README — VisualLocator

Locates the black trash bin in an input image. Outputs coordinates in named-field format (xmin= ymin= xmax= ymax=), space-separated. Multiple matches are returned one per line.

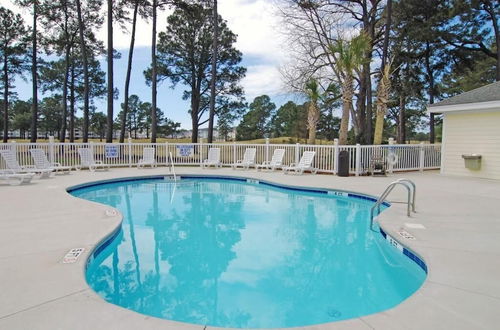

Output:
xmin=338 ymin=150 xmax=349 ymax=177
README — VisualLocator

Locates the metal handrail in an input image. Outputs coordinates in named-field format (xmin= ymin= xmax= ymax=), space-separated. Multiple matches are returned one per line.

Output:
xmin=169 ymin=152 xmax=177 ymax=182
xmin=396 ymin=178 xmax=416 ymax=212
xmin=370 ymin=178 xmax=416 ymax=231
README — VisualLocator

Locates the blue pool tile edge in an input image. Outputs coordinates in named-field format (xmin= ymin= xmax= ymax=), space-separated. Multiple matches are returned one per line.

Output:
xmin=380 ymin=228 xmax=428 ymax=273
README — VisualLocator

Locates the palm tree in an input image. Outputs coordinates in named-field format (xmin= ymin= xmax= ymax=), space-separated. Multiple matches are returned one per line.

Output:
xmin=373 ymin=62 xmax=392 ymax=145
xmin=373 ymin=0 xmax=393 ymax=145
xmin=329 ymin=33 xmax=370 ymax=145
xmin=305 ymin=78 xmax=320 ymax=144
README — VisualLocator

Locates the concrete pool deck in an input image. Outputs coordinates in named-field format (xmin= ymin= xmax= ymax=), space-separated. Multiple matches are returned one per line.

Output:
xmin=0 ymin=167 xmax=499 ymax=330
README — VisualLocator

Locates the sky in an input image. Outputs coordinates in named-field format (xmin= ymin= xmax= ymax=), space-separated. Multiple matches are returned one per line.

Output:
xmin=7 ymin=0 xmax=300 ymax=130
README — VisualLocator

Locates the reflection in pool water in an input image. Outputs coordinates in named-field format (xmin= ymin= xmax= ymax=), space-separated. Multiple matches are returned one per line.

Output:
xmin=72 ymin=178 xmax=426 ymax=328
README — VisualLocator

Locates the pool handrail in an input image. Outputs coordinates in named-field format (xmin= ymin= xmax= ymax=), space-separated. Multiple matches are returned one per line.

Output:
xmin=370 ymin=178 xmax=416 ymax=231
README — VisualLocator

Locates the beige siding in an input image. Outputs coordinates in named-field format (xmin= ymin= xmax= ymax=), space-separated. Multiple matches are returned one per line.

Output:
xmin=442 ymin=111 xmax=500 ymax=179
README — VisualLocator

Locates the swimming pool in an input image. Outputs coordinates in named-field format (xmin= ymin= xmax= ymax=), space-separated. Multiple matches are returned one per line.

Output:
xmin=70 ymin=176 xmax=426 ymax=329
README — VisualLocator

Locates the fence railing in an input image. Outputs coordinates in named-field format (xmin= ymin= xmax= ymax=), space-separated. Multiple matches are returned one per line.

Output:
xmin=0 ymin=138 xmax=441 ymax=175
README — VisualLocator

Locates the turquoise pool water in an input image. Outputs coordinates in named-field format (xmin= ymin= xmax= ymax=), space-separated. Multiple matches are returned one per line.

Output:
xmin=72 ymin=177 xmax=426 ymax=329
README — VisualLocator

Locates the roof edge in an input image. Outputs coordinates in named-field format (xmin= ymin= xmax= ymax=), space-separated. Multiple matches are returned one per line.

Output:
xmin=428 ymin=100 xmax=500 ymax=114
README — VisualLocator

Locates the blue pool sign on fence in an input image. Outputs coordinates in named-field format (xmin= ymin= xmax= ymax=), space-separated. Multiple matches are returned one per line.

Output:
xmin=177 ymin=145 xmax=194 ymax=157
xmin=105 ymin=145 xmax=119 ymax=158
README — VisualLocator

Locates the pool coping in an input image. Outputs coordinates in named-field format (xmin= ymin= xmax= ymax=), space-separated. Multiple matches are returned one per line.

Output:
xmin=1 ymin=167 xmax=499 ymax=330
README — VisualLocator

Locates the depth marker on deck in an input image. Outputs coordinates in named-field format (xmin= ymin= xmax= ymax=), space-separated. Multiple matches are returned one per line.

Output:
xmin=398 ymin=229 xmax=416 ymax=240
xmin=62 ymin=248 xmax=85 ymax=264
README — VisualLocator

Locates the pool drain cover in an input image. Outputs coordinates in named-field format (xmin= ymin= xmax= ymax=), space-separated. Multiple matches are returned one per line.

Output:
xmin=327 ymin=307 xmax=341 ymax=318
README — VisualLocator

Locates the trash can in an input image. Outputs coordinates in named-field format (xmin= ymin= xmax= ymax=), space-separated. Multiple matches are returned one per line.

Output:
xmin=338 ymin=150 xmax=349 ymax=177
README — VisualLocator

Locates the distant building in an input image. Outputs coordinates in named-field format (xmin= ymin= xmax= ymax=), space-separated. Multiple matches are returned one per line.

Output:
xmin=179 ymin=127 xmax=236 ymax=141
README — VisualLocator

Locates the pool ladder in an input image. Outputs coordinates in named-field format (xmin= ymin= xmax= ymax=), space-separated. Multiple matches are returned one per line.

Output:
xmin=370 ymin=178 xmax=416 ymax=231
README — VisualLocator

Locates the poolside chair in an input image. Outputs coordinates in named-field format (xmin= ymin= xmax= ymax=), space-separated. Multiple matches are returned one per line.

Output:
xmin=0 ymin=169 xmax=35 ymax=185
xmin=232 ymin=148 xmax=256 ymax=170
xmin=30 ymin=148 xmax=72 ymax=174
xmin=0 ymin=149 xmax=53 ymax=178
xmin=77 ymin=148 xmax=110 ymax=172
xmin=256 ymin=149 xmax=285 ymax=171
xmin=138 ymin=147 xmax=157 ymax=168
xmin=283 ymin=151 xmax=317 ymax=175
xmin=202 ymin=148 xmax=221 ymax=169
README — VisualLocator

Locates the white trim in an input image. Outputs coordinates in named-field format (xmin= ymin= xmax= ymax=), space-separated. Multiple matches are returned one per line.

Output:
xmin=440 ymin=113 xmax=447 ymax=174
xmin=428 ymin=100 xmax=500 ymax=114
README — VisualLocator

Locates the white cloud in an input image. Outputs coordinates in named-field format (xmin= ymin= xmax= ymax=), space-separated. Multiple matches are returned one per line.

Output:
xmin=219 ymin=0 xmax=289 ymax=99
xmin=219 ymin=0 xmax=286 ymax=63
xmin=242 ymin=64 xmax=283 ymax=99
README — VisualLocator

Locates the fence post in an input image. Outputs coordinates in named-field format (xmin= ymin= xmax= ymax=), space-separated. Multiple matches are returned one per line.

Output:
xmin=388 ymin=138 xmax=395 ymax=174
xmin=265 ymin=138 xmax=270 ymax=163
xmin=233 ymin=142 xmax=237 ymax=165
xmin=48 ymin=136 xmax=55 ymax=165
xmin=199 ymin=142 xmax=203 ymax=167
xmin=333 ymin=138 xmax=339 ymax=175
xmin=295 ymin=143 xmax=300 ymax=164
xmin=128 ymin=137 xmax=132 ymax=167
xmin=165 ymin=141 xmax=169 ymax=166
xmin=419 ymin=142 xmax=425 ymax=172
xmin=355 ymin=143 xmax=361 ymax=176
xmin=10 ymin=140 xmax=17 ymax=162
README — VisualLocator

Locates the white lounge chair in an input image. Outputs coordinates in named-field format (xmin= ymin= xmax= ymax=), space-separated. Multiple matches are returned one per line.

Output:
xmin=77 ymin=148 xmax=110 ymax=171
xmin=256 ymin=149 xmax=285 ymax=171
xmin=202 ymin=148 xmax=221 ymax=169
xmin=0 ymin=149 xmax=53 ymax=178
xmin=138 ymin=147 xmax=157 ymax=168
xmin=0 ymin=170 xmax=35 ymax=185
xmin=283 ymin=151 xmax=317 ymax=175
xmin=232 ymin=148 xmax=256 ymax=170
xmin=30 ymin=148 xmax=72 ymax=174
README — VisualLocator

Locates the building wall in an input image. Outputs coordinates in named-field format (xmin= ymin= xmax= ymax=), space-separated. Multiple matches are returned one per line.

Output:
xmin=442 ymin=110 xmax=500 ymax=179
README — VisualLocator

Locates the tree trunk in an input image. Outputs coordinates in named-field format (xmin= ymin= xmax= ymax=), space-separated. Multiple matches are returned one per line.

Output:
xmin=191 ymin=88 xmax=199 ymax=143
xmin=30 ymin=0 xmax=38 ymax=142
xmin=60 ymin=45 xmax=70 ymax=142
xmin=207 ymin=0 xmax=218 ymax=143
xmin=381 ymin=0 xmax=392 ymax=71
xmin=2 ymin=56 xmax=8 ymax=143
xmin=364 ymin=61 xmax=373 ymax=144
xmin=397 ymin=94 xmax=406 ymax=144
xmin=424 ymin=42 xmax=435 ymax=143
xmin=374 ymin=1 xmax=392 ymax=145
xmin=76 ymin=0 xmax=90 ymax=142
xmin=307 ymin=102 xmax=319 ymax=144
xmin=339 ymin=76 xmax=353 ymax=145
xmin=191 ymin=116 xmax=198 ymax=143
xmin=120 ymin=0 xmax=139 ymax=143
xmin=151 ymin=0 xmax=158 ymax=143
xmin=106 ymin=0 xmax=114 ymax=143
xmin=480 ymin=0 xmax=500 ymax=80
xmin=69 ymin=64 xmax=75 ymax=142
xmin=373 ymin=66 xmax=391 ymax=145
xmin=357 ymin=70 xmax=367 ymax=143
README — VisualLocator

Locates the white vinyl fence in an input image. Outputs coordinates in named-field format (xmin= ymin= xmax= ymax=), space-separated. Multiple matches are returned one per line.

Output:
xmin=0 ymin=138 xmax=441 ymax=176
